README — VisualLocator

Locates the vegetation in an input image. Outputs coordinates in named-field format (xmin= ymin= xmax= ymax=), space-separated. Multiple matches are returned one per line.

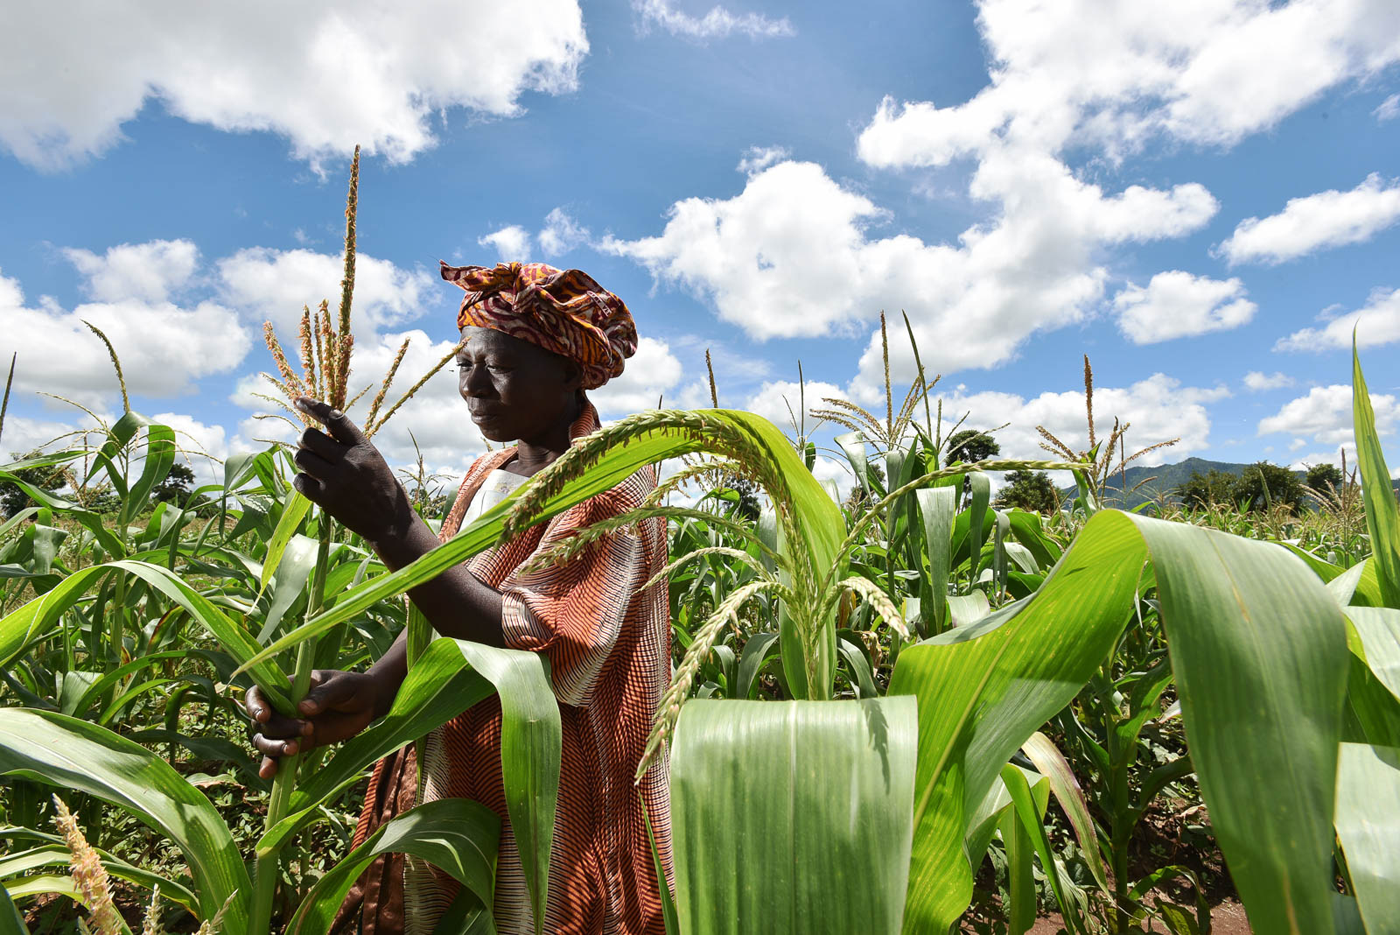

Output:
xmin=1 ymin=157 xmax=1398 ymax=935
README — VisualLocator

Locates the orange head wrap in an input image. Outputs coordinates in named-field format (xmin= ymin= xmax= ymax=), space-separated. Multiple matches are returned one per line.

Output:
xmin=440 ymin=261 xmax=637 ymax=390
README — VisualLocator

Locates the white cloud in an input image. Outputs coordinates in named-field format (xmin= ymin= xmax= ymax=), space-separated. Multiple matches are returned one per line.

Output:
xmin=1113 ymin=271 xmax=1256 ymax=344
xmin=478 ymin=226 xmax=533 ymax=264
xmin=737 ymin=145 xmax=791 ymax=176
xmin=942 ymin=374 xmax=1229 ymax=468
xmin=0 ymin=0 xmax=588 ymax=169
xmin=744 ymin=379 xmax=845 ymax=433
xmin=587 ymin=337 xmax=682 ymax=415
xmin=537 ymin=209 xmax=591 ymax=257
xmin=1216 ymin=173 xmax=1400 ymax=265
xmin=1275 ymin=286 xmax=1400 ymax=351
xmin=604 ymin=156 xmax=1216 ymax=388
xmin=217 ymin=247 xmax=436 ymax=335
xmin=1258 ymin=384 xmax=1399 ymax=449
xmin=0 ymin=268 xmax=252 ymax=408
xmin=1376 ymin=94 xmax=1400 ymax=122
xmin=633 ymin=0 xmax=794 ymax=40
xmin=63 ymin=240 xmax=200 ymax=303
xmin=1243 ymin=371 xmax=1295 ymax=392
xmin=151 ymin=411 xmax=230 ymax=484
xmin=856 ymin=0 xmax=1400 ymax=169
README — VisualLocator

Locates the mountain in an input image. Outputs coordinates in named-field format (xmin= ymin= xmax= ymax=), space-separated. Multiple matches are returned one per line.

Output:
xmin=1054 ymin=456 xmax=1400 ymax=512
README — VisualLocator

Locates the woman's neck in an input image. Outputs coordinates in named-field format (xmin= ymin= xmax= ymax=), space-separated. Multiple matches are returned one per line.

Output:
xmin=507 ymin=395 xmax=584 ymax=477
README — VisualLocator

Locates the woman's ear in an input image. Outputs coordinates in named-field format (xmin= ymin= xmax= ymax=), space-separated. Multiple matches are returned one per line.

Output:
xmin=560 ymin=358 xmax=584 ymax=392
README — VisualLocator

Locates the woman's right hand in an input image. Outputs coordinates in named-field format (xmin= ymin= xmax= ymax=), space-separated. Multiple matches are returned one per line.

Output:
xmin=245 ymin=669 xmax=384 ymax=779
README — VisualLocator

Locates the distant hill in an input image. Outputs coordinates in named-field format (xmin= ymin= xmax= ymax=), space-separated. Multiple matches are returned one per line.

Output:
xmin=1055 ymin=456 xmax=1400 ymax=511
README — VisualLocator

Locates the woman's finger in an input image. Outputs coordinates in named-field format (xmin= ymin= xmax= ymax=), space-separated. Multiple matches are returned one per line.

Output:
xmin=295 ymin=397 xmax=365 ymax=447
xmin=300 ymin=671 xmax=364 ymax=715
xmin=293 ymin=446 xmax=334 ymax=478
xmin=259 ymin=756 xmax=279 ymax=780
xmin=253 ymin=710 xmax=311 ymax=741
xmin=299 ymin=426 xmax=343 ymax=460
xmin=292 ymin=473 xmax=325 ymax=501
xmin=244 ymin=685 xmax=270 ymax=723
xmin=252 ymin=733 xmax=301 ymax=757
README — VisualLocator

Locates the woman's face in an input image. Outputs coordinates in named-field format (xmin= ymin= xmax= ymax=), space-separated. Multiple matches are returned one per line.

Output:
xmin=456 ymin=326 xmax=582 ymax=443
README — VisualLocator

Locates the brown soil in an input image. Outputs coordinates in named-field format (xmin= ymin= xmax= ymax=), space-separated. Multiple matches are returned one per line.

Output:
xmin=1027 ymin=899 xmax=1252 ymax=934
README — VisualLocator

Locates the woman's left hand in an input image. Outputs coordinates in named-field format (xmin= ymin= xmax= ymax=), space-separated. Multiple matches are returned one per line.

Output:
xmin=291 ymin=397 xmax=412 ymax=544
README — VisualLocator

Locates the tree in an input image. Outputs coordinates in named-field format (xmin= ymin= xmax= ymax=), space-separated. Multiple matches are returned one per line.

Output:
xmin=0 ymin=450 xmax=69 ymax=517
xmin=1304 ymin=463 xmax=1344 ymax=493
xmin=1230 ymin=462 xmax=1304 ymax=512
xmin=1173 ymin=469 xmax=1237 ymax=510
xmin=721 ymin=473 xmax=763 ymax=522
xmin=152 ymin=463 xmax=195 ymax=507
xmin=945 ymin=430 xmax=1000 ymax=465
xmin=994 ymin=470 xmax=1058 ymax=514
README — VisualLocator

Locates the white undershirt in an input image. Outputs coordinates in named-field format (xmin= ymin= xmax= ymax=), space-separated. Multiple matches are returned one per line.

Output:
xmin=457 ymin=468 xmax=530 ymax=531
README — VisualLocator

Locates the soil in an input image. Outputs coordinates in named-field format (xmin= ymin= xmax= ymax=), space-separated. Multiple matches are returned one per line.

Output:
xmin=1027 ymin=899 xmax=1252 ymax=934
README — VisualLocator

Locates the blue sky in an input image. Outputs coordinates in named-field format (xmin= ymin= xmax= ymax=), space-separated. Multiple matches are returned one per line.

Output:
xmin=2 ymin=0 xmax=1398 ymax=491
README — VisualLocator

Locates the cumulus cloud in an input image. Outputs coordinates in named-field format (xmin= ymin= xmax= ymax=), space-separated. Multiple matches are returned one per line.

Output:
xmin=0 ymin=267 xmax=251 ymax=408
xmin=633 ymin=0 xmax=794 ymax=40
xmin=857 ymin=0 xmax=1400 ymax=168
xmin=737 ymin=145 xmax=791 ymax=176
xmin=1275 ymin=287 xmax=1400 ymax=351
xmin=605 ymin=156 xmax=1215 ymax=384
xmin=537 ymin=209 xmax=591 ymax=257
xmin=587 ymin=337 xmax=682 ymax=416
xmin=1243 ymin=371 xmax=1294 ymax=392
xmin=217 ymin=247 xmax=437 ymax=336
xmin=0 ymin=0 xmax=588 ymax=169
xmin=744 ymin=379 xmax=846 ymax=433
xmin=1216 ymin=173 xmax=1400 ymax=265
xmin=1113 ymin=271 xmax=1255 ymax=344
xmin=63 ymin=240 xmax=200 ymax=304
xmin=939 ymin=374 xmax=1228 ymax=469
xmin=477 ymin=226 xmax=534 ymax=264
xmin=1258 ymin=384 xmax=1399 ymax=449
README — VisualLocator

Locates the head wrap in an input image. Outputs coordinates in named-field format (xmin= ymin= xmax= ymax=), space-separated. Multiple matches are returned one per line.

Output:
xmin=440 ymin=261 xmax=638 ymax=390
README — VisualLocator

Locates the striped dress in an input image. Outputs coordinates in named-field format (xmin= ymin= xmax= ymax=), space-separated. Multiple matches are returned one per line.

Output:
xmin=337 ymin=401 xmax=673 ymax=935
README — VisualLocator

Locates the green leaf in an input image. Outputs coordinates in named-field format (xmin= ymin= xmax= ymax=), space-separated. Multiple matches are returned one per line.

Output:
xmin=967 ymin=472 xmax=990 ymax=573
xmin=0 ymin=708 xmax=249 ymax=930
xmin=1353 ymin=343 xmax=1400 ymax=609
xmin=915 ymin=487 xmax=955 ymax=633
xmin=668 ymin=698 xmax=917 ymax=934
xmin=286 ymin=799 xmax=500 ymax=935
xmin=0 ymin=842 xmax=197 ymax=912
xmin=997 ymin=799 xmax=1036 ymax=935
xmin=259 ymin=492 xmax=313 ymax=595
xmin=267 ymin=638 xmax=559 ymax=935
xmin=1021 ymin=731 xmax=1109 ymax=891
xmin=891 ymin=510 xmax=1347 ymax=935
xmin=1001 ymin=763 xmax=1073 ymax=934
xmin=1334 ymin=743 xmax=1400 ymax=935
xmin=120 ymin=422 xmax=176 ymax=524
xmin=0 ymin=883 xmax=25 ymax=935
xmin=257 ymin=532 xmax=319 ymax=641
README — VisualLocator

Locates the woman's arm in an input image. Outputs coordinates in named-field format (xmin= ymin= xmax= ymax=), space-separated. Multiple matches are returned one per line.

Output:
xmin=291 ymin=397 xmax=505 ymax=648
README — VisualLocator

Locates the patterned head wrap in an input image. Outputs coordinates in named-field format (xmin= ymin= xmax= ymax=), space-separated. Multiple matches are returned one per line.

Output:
xmin=440 ymin=261 xmax=638 ymax=390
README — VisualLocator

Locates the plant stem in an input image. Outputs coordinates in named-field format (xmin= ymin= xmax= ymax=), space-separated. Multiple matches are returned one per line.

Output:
xmin=249 ymin=510 xmax=331 ymax=933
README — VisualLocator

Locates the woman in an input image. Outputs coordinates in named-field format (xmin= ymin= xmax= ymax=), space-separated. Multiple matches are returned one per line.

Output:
xmin=245 ymin=261 xmax=672 ymax=934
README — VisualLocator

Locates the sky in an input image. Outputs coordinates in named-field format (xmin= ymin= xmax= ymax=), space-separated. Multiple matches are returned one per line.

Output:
xmin=2 ymin=0 xmax=1398 ymax=495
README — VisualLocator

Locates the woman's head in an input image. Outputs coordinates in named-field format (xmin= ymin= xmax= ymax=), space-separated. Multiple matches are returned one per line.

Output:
xmin=441 ymin=260 xmax=637 ymax=443
xmin=456 ymin=325 xmax=582 ymax=443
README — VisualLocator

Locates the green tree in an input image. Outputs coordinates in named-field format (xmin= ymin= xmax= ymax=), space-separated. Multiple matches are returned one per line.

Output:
xmin=944 ymin=429 xmax=1000 ymax=464
xmin=152 ymin=462 xmax=195 ymax=506
xmin=1173 ymin=469 xmax=1237 ymax=510
xmin=994 ymin=470 xmax=1059 ymax=514
xmin=1230 ymin=462 xmax=1304 ymax=512
xmin=1304 ymin=463 xmax=1344 ymax=493
xmin=0 ymin=450 xmax=69 ymax=517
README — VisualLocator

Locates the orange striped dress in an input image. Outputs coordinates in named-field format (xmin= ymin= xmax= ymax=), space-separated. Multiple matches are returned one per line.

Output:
xmin=340 ymin=400 xmax=673 ymax=935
